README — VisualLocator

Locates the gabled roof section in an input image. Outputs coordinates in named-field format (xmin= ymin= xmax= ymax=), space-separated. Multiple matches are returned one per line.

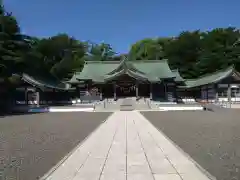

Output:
xmin=172 ymin=69 xmax=184 ymax=82
xmin=182 ymin=66 xmax=236 ymax=88
xmin=71 ymin=59 xmax=176 ymax=83
xmin=107 ymin=57 xmax=128 ymax=75
xmin=104 ymin=69 xmax=147 ymax=82
xmin=76 ymin=61 xmax=120 ymax=82
xmin=132 ymin=60 xmax=175 ymax=79
xmin=22 ymin=73 xmax=71 ymax=90
xmin=107 ymin=57 xmax=146 ymax=75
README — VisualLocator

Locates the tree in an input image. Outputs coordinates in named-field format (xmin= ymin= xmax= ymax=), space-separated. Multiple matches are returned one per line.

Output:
xmin=197 ymin=28 xmax=240 ymax=75
xmin=129 ymin=38 xmax=166 ymax=60
xmin=31 ymin=34 xmax=86 ymax=79
xmin=165 ymin=31 xmax=203 ymax=78
xmin=0 ymin=5 xmax=31 ymax=80
xmin=86 ymin=42 xmax=116 ymax=61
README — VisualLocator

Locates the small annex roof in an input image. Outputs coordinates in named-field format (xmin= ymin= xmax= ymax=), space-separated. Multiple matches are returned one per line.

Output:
xmin=22 ymin=73 xmax=71 ymax=90
xmin=68 ymin=72 xmax=83 ymax=84
xmin=172 ymin=69 xmax=184 ymax=82
xmin=180 ymin=66 xmax=236 ymax=88
xmin=70 ymin=59 xmax=176 ymax=83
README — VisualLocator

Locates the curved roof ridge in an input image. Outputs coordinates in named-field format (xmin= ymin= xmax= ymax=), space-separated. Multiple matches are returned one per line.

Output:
xmin=126 ymin=69 xmax=149 ymax=81
xmin=172 ymin=69 xmax=180 ymax=72
xmin=104 ymin=68 xmax=149 ymax=82
xmin=85 ymin=61 xmax=121 ymax=64
xmin=84 ymin=59 xmax=169 ymax=64
xmin=22 ymin=73 xmax=70 ymax=90
xmin=132 ymin=59 xmax=169 ymax=63
xmin=182 ymin=65 xmax=236 ymax=88
xmin=171 ymin=69 xmax=184 ymax=82
xmin=106 ymin=57 xmax=149 ymax=75
xmin=106 ymin=58 xmax=127 ymax=75
xmin=186 ymin=65 xmax=234 ymax=81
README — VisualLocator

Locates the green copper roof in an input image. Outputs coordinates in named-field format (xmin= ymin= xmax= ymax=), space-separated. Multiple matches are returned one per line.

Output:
xmin=104 ymin=69 xmax=151 ymax=82
xmin=181 ymin=66 xmax=235 ymax=88
xmin=76 ymin=61 xmax=120 ymax=81
xmin=132 ymin=60 xmax=175 ymax=79
xmin=68 ymin=72 xmax=82 ymax=84
xmin=71 ymin=59 xmax=175 ymax=83
xmin=22 ymin=73 xmax=71 ymax=90
xmin=172 ymin=69 xmax=184 ymax=82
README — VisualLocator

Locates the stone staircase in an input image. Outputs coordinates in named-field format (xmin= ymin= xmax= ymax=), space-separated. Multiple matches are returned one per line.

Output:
xmin=94 ymin=99 xmax=116 ymax=111
xmin=120 ymin=97 xmax=135 ymax=111
xmin=166 ymin=92 xmax=175 ymax=102
xmin=95 ymin=97 xmax=153 ymax=111
xmin=94 ymin=98 xmax=125 ymax=111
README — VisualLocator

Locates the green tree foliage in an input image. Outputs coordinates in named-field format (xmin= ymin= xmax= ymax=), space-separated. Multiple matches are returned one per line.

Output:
xmin=165 ymin=31 xmax=203 ymax=78
xmin=129 ymin=38 xmax=168 ymax=60
xmin=197 ymin=28 xmax=240 ymax=76
xmin=31 ymin=34 xmax=86 ymax=79
xmin=0 ymin=5 xmax=31 ymax=79
xmin=85 ymin=42 xmax=116 ymax=61
xmin=129 ymin=29 xmax=240 ymax=79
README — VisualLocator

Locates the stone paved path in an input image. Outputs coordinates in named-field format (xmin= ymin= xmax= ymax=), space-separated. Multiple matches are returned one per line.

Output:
xmin=42 ymin=111 xmax=213 ymax=180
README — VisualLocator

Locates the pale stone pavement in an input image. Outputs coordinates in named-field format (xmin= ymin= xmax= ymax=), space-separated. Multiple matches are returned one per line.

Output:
xmin=42 ymin=111 xmax=213 ymax=180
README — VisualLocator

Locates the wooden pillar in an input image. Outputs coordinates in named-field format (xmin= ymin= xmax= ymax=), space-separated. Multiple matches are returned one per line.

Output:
xmin=76 ymin=86 xmax=80 ymax=99
xmin=113 ymin=82 xmax=117 ymax=101
xmin=150 ymin=83 xmax=153 ymax=100
xmin=53 ymin=89 xmax=56 ymax=104
xmin=185 ymin=89 xmax=187 ymax=103
xmin=227 ymin=84 xmax=231 ymax=108
xmin=100 ymin=85 xmax=103 ymax=101
xmin=86 ymin=82 xmax=89 ymax=93
xmin=136 ymin=82 xmax=139 ymax=100
xmin=206 ymin=85 xmax=209 ymax=103
xmin=85 ymin=82 xmax=90 ymax=103
xmin=215 ymin=84 xmax=218 ymax=103
xmin=164 ymin=82 xmax=167 ymax=100
xmin=36 ymin=90 xmax=40 ymax=107
xmin=174 ymin=84 xmax=178 ymax=103
xmin=200 ymin=86 xmax=203 ymax=103
xmin=24 ymin=87 xmax=28 ymax=105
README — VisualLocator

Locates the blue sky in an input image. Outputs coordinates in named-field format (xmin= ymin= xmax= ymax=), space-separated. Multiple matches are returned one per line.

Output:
xmin=4 ymin=0 xmax=240 ymax=54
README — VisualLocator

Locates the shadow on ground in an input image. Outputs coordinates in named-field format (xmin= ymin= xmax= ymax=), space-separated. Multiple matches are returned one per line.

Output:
xmin=0 ymin=112 xmax=43 ymax=118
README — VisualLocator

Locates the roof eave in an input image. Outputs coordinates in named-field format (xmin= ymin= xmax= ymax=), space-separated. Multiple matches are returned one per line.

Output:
xmin=22 ymin=74 xmax=70 ymax=91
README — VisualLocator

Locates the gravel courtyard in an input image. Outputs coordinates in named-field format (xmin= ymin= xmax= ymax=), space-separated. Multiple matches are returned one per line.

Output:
xmin=142 ymin=110 xmax=240 ymax=180
xmin=0 ymin=112 xmax=111 ymax=180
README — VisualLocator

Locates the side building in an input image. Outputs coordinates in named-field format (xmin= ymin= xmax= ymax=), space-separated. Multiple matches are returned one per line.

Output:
xmin=14 ymin=73 xmax=72 ymax=106
xmin=178 ymin=65 xmax=240 ymax=103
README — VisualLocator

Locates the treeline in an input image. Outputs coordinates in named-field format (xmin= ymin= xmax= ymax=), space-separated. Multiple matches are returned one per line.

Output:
xmin=129 ymin=29 xmax=240 ymax=78
xmin=1 ymin=4 xmax=240 ymax=87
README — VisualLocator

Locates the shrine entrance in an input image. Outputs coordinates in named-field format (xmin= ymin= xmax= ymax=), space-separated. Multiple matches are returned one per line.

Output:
xmin=115 ymin=74 xmax=137 ymax=97
xmin=116 ymin=82 xmax=136 ymax=97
